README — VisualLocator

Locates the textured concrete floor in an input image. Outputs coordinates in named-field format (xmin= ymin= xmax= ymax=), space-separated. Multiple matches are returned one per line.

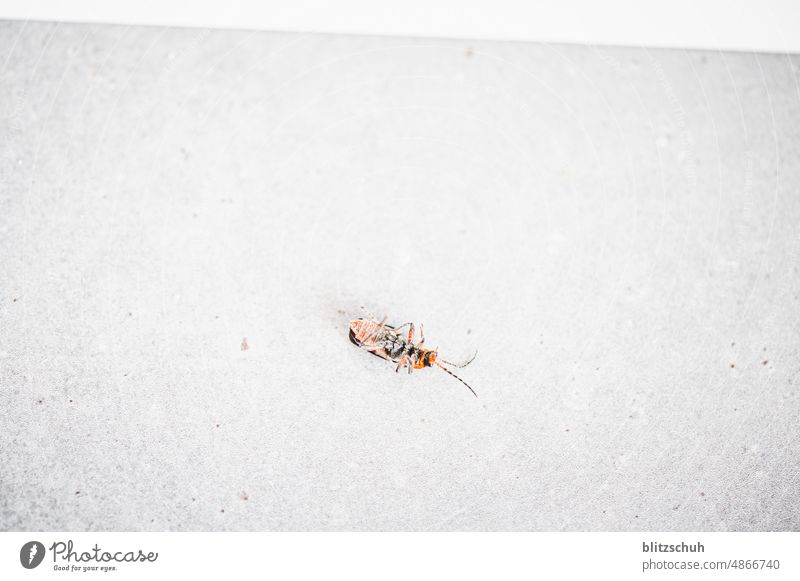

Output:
xmin=0 ymin=21 xmax=799 ymax=531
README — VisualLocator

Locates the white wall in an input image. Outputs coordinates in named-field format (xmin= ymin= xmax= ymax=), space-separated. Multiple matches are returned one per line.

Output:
xmin=1 ymin=0 xmax=800 ymax=53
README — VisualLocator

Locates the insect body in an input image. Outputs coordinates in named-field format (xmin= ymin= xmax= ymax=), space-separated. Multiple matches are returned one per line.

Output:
xmin=349 ymin=312 xmax=478 ymax=397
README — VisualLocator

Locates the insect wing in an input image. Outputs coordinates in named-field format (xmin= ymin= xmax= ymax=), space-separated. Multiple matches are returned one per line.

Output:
xmin=350 ymin=318 xmax=396 ymax=361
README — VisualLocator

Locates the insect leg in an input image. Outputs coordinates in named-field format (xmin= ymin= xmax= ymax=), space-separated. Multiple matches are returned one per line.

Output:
xmin=416 ymin=324 xmax=425 ymax=346
xmin=395 ymin=354 xmax=407 ymax=373
xmin=359 ymin=305 xmax=379 ymax=319
xmin=407 ymin=323 xmax=415 ymax=344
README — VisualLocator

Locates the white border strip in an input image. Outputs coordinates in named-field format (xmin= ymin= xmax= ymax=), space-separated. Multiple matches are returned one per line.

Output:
xmin=1 ymin=0 xmax=800 ymax=54
xmin=1 ymin=532 xmax=798 ymax=580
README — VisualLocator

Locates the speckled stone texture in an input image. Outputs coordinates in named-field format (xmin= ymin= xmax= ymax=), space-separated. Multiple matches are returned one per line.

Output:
xmin=1 ymin=21 xmax=799 ymax=531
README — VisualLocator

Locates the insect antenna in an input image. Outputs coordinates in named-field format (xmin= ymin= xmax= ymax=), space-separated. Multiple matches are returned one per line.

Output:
xmin=440 ymin=350 xmax=478 ymax=369
xmin=435 ymin=361 xmax=478 ymax=398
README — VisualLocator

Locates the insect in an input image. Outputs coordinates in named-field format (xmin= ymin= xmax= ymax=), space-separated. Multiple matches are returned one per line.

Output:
xmin=349 ymin=309 xmax=478 ymax=397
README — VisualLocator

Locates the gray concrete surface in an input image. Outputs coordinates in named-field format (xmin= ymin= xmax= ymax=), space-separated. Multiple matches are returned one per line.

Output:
xmin=1 ymin=21 xmax=799 ymax=531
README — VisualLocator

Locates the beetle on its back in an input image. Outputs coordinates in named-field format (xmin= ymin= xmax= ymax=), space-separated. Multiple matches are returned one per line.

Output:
xmin=349 ymin=309 xmax=478 ymax=397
